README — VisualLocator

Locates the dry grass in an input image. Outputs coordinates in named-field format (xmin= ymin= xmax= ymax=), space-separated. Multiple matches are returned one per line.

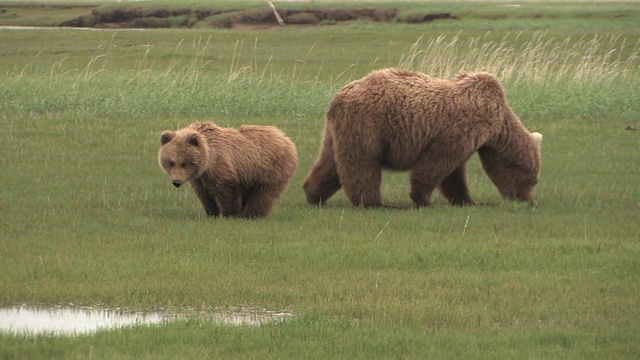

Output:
xmin=399 ymin=31 xmax=640 ymax=85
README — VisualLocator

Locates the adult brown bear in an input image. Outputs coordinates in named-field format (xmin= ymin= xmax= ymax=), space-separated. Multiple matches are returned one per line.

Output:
xmin=303 ymin=68 xmax=543 ymax=207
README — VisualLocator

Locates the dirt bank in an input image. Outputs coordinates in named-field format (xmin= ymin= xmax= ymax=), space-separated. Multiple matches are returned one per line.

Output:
xmin=54 ymin=5 xmax=458 ymax=29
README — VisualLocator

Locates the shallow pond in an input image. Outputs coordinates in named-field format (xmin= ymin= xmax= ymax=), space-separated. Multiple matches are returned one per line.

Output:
xmin=0 ymin=305 xmax=292 ymax=336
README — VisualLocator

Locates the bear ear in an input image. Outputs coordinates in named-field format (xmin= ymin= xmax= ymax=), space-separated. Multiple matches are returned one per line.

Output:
xmin=160 ymin=131 xmax=174 ymax=145
xmin=531 ymin=132 xmax=543 ymax=147
xmin=187 ymin=133 xmax=201 ymax=147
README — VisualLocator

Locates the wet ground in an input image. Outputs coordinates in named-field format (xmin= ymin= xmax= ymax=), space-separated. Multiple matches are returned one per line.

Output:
xmin=0 ymin=305 xmax=293 ymax=336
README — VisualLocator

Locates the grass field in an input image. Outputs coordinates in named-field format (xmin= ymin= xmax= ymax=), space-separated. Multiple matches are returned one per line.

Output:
xmin=1 ymin=1 xmax=639 ymax=358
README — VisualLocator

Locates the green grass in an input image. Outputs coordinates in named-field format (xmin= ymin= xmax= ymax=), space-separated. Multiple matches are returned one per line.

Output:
xmin=1 ymin=1 xmax=639 ymax=359
xmin=1 ymin=317 xmax=636 ymax=359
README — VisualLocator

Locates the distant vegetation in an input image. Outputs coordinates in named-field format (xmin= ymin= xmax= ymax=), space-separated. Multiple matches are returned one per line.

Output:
xmin=2 ymin=1 xmax=639 ymax=30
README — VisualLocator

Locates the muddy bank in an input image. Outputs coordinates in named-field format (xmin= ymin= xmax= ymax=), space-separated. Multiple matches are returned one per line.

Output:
xmin=56 ymin=5 xmax=458 ymax=29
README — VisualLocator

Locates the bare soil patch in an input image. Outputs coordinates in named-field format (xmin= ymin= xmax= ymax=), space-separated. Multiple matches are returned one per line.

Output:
xmin=54 ymin=5 xmax=458 ymax=29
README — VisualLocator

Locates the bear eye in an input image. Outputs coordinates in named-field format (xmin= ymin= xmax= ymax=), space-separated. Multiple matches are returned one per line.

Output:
xmin=181 ymin=162 xmax=189 ymax=168
xmin=167 ymin=160 xmax=175 ymax=168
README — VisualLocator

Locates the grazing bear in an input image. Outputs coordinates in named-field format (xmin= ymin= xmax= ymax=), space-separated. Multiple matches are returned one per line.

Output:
xmin=303 ymin=68 xmax=543 ymax=208
xmin=159 ymin=122 xmax=298 ymax=218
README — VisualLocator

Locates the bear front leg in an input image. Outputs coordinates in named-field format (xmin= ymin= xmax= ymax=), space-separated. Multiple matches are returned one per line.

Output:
xmin=303 ymin=133 xmax=342 ymax=205
xmin=239 ymin=184 xmax=278 ymax=218
xmin=438 ymin=164 xmax=477 ymax=206
xmin=214 ymin=183 xmax=244 ymax=217
xmin=191 ymin=179 xmax=220 ymax=217
xmin=410 ymin=150 xmax=473 ymax=207
xmin=409 ymin=172 xmax=437 ymax=207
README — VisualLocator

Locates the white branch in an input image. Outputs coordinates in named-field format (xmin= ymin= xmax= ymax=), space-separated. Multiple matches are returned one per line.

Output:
xmin=268 ymin=1 xmax=286 ymax=26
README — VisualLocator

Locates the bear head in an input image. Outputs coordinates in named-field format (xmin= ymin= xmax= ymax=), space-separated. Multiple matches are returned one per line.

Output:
xmin=158 ymin=129 xmax=209 ymax=188
xmin=479 ymin=132 xmax=543 ymax=204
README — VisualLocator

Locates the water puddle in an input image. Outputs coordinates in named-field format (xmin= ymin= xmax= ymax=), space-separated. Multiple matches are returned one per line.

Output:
xmin=0 ymin=304 xmax=292 ymax=336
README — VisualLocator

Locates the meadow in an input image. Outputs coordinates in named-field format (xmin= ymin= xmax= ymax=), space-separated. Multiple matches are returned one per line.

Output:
xmin=0 ymin=1 xmax=639 ymax=358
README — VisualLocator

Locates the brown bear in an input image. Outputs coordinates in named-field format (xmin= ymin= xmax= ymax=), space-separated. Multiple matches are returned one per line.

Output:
xmin=303 ymin=68 xmax=543 ymax=208
xmin=159 ymin=122 xmax=298 ymax=218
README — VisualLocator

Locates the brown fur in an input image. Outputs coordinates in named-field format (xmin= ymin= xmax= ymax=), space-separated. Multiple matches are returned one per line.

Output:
xmin=303 ymin=68 xmax=542 ymax=207
xmin=159 ymin=122 xmax=298 ymax=218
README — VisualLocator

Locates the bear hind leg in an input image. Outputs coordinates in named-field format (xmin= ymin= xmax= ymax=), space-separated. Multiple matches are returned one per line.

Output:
xmin=438 ymin=164 xmax=477 ymax=206
xmin=303 ymin=134 xmax=342 ymax=205
xmin=337 ymin=160 xmax=383 ymax=207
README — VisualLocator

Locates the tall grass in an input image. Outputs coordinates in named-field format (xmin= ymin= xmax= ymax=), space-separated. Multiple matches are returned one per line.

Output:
xmin=399 ymin=31 xmax=640 ymax=86
xmin=1 ymin=31 xmax=638 ymax=121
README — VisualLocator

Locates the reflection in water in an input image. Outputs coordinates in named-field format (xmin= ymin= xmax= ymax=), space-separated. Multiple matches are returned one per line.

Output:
xmin=0 ymin=305 xmax=292 ymax=336
xmin=0 ymin=305 xmax=168 ymax=335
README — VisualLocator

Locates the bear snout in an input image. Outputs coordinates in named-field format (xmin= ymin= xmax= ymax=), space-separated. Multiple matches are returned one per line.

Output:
xmin=172 ymin=180 xmax=182 ymax=188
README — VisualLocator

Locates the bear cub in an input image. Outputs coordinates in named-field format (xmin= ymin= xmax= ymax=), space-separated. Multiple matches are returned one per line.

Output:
xmin=159 ymin=122 xmax=298 ymax=218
